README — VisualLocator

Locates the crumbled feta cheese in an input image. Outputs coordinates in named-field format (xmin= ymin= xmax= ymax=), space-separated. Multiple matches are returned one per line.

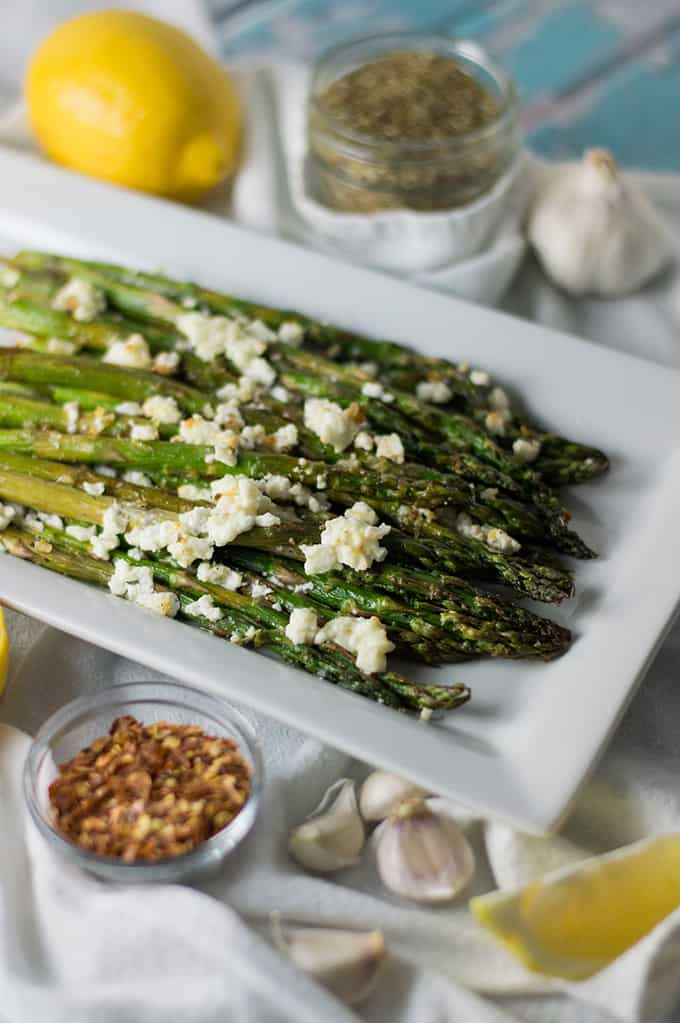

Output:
xmin=65 ymin=524 xmax=97 ymax=541
xmin=300 ymin=502 xmax=390 ymax=575
xmin=285 ymin=608 xmax=318 ymax=645
xmin=485 ymin=410 xmax=511 ymax=437
xmin=470 ymin=369 xmax=491 ymax=387
xmin=94 ymin=464 xmax=117 ymax=478
xmin=213 ymin=401 xmax=244 ymax=429
xmin=354 ymin=432 xmax=374 ymax=451
xmin=178 ymin=415 xmax=221 ymax=445
xmin=167 ymin=533 xmax=214 ymax=568
xmin=53 ymin=278 xmax=106 ymax=322
xmin=415 ymin=380 xmax=452 ymax=404
xmin=203 ymin=403 xmax=215 ymax=419
xmin=481 ymin=488 xmax=498 ymax=502
xmin=259 ymin=474 xmax=291 ymax=502
xmin=177 ymin=312 xmax=237 ymax=362
xmin=125 ymin=518 xmax=179 ymax=554
xmin=0 ymin=503 xmax=16 ymax=529
xmin=489 ymin=386 xmax=510 ymax=410
xmin=122 ymin=470 xmax=152 ymax=488
xmin=272 ymin=423 xmax=298 ymax=452
xmin=212 ymin=435 xmax=239 ymax=466
xmin=239 ymin=424 xmax=266 ymax=449
xmin=316 ymin=474 xmax=327 ymax=490
xmin=177 ymin=483 xmax=210 ymax=502
xmin=91 ymin=502 xmax=127 ymax=560
xmin=359 ymin=361 xmax=378 ymax=377
xmin=243 ymin=356 xmax=276 ymax=387
xmin=152 ymin=350 xmax=180 ymax=376
xmin=304 ymin=398 xmax=362 ymax=452
xmin=23 ymin=512 xmax=44 ymax=532
xmin=184 ymin=594 xmax=222 ymax=622
xmin=196 ymin=562 xmax=242 ymax=590
xmin=255 ymin=512 xmax=280 ymax=528
xmin=278 ymin=321 xmax=304 ymax=344
xmin=205 ymin=476 xmax=270 ymax=547
xmin=142 ymin=395 xmax=181 ymax=425
xmin=270 ymin=385 xmax=289 ymax=402
xmin=36 ymin=512 xmax=63 ymax=530
xmin=293 ymin=582 xmax=314 ymax=593
xmin=456 ymin=512 xmax=521 ymax=554
xmin=361 ymin=381 xmax=393 ymax=403
xmin=512 ymin=437 xmax=542 ymax=463
xmin=46 ymin=338 xmax=77 ymax=356
xmin=110 ymin=561 xmax=179 ymax=615
xmin=115 ymin=401 xmax=143 ymax=416
xmin=130 ymin=422 xmax=159 ymax=442
xmin=87 ymin=408 xmax=111 ymax=436
xmin=82 ymin=481 xmax=106 ymax=496
xmin=250 ymin=579 xmax=272 ymax=598
xmin=0 ymin=267 xmax=19 ymax=288
xmin=315 ymin=615 xmax=394 ymax=674
xmin=375 ymin=433 xmax=405 ymax=463
xmin=63 ymin=401 xmax=79 ymax=434
xmin=248 ymin=319 xmax=277 ymax=342
xmin=136 ymin=591 xmax=180 ymax=617
xmin=104 ymin=334 xmax=152 ymax=369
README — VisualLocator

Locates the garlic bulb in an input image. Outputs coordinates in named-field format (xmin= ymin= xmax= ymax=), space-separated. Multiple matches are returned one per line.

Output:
xmin=288 ymin=778 xmax=365 ymax=872
xmin=272 ymin=917 xmax=387 ymax=1005
xmin=528 ymin=148 xmax=673 ymax=296
xmin=376 ymin=797 xmax=475 ymax=903
xmin=359 ymin=770 xmax=429 ymax=822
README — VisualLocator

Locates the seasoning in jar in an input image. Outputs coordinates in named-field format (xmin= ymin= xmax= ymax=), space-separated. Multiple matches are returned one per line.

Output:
xmin=48 ymin=715 xmax=251 ymax=862
xmin=308 ymin=37 xmax=519 ymax=213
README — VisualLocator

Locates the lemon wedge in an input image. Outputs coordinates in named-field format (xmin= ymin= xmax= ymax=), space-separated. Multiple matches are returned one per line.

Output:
xmin=26 ymin=11 xmax=242 ymax=202
xmin=470 ymin=833 xmax=680 ymax=980
xmin=0 ymin=606 xmax=8 ymax=695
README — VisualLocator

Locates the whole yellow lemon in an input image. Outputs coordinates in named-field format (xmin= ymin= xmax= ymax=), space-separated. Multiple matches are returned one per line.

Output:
xmin=26 ymin=11 xmax=242 ymax=202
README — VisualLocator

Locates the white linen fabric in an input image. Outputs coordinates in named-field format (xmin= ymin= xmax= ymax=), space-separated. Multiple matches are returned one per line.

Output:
xmin=2 ymin=3 xmax=680 ymax=1022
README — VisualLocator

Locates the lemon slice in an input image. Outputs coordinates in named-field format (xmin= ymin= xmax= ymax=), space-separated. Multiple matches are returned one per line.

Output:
xmin=0 ymin=606 xmax=8 ymax=695
xmin=470 ymin=833 xmax=680 ymax=980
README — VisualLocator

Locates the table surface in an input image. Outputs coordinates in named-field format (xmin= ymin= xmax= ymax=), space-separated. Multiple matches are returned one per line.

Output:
xmin=210 ymin=0 xmax=680 ymax=171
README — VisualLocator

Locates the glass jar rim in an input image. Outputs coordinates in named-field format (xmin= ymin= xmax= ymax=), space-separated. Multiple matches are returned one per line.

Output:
xmin=23 ymin=680 xmax=263 ymax=876
xmin=310 ymin=33 xmax=518 ymax=158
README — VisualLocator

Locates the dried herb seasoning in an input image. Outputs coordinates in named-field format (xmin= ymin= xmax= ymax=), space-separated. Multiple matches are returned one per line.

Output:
xmin=307 ymin=39 xmax=519 ymax=213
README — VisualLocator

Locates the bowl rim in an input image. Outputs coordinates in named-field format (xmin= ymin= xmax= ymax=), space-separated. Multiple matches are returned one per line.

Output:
xmin=23 ymin=680 xmax=263 ymax=875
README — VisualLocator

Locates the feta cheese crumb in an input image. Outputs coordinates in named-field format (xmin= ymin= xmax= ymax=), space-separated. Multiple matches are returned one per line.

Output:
xmin=177 ymin=483 xmax=210 ymax=502
xmin=239 ymin=424 xmax=266 ymax=449
xmin=46 ymin=338 xmax=77 ymax=355
xmin=115 ymin=401 xmax=143 ymax=416
xmin=512 ymin=437 xmax=542 ymax=463
xmin=416 ymin=380 xmax=451 ymax=404
xmin=250 ymin=579 xmax=273 ymax=598
xmin=300 ymin=502 xmax=390 ymax=575
xmin=184 ymin=594 xmax=222 ymax=622
xmin=285 ymin=608 xmax=318 ymax=645
xmin=82 ymin=481 xmax=106 ymax=497
xmin=104 ymin=334 xmax=152 ymax=369
xmin=304 ymin=398 xmax=362 ymax=452
xmin=278 ymin=321 xmax=304 ymax=344
xmin=375 ymin=433 xmax=405 ymax=464
xmin=470 ymin=369 xmax=491 ymax=387
xmin=270 ymin=385 xmax=289 ymax=402
xmin=130 ymin=422 xmax=159 ymax=442
xmin=361 ymin=381 xmax=393 ymax=402
xmin=53 ymin=278 xmax=106 ymax=322
xmin=243 ymin=356 xmax=276 ymax=387
xmin=91 ymin=502 xmax=128 ymax=560
xmin=152 ymin=350 xmax=180 ymax=376
xmin=0 ymin=267 xmax=19 ymax=288
xmin=0 ymin=503 xmax=16 ymax=529
xmin=178 ymin=415 xmax=221 ymax=445
xmin=94 ymin=465 xmax=117 ymax=478
xmin=485 ymin=410 xmax=511 ymax=437
xmin=65 ymin=524 xmax=97 ymax=541
xmin=122 ymin=470 xmax=152 ymax=488
xmin=456 ymin=512 xmax=521 ymax=554
xmin=315 ymin=615 xmax=394 ymax=674
xmin=354 ymin=432 xmax=374 ymax=451
xmin=272 ymin=423 xmax=298 ymax=452
xmin=142 ymin=395 xmax=181 ymax=425
xmin=63 ymin=401 xmax=80 ymax=434
xmin=196 ymin=562 xmax=242 ymax=590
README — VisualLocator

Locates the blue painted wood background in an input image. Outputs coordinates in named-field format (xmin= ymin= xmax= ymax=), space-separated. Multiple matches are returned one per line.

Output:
xmin=209 ymin=0 xmax=680 ymax=171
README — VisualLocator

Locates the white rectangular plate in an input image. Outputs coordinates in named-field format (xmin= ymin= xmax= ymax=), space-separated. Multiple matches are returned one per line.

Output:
xmin=0 ymin=148 xmax=678 ymax=833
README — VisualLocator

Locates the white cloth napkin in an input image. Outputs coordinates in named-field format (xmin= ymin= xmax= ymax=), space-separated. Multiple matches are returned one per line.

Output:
xmin=3 ymin=3 xmax=680 ymax=1022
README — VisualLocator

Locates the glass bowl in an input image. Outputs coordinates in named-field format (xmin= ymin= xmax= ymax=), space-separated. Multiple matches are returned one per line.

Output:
xmin=24 ymin=681 xmax=263 ymax=883
xmin=307 ymin=33 xmax=520 ymax=212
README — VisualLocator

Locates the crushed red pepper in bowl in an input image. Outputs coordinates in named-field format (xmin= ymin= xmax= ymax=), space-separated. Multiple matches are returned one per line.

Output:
xmin=48 ymin=714 xmax=251 ymax=863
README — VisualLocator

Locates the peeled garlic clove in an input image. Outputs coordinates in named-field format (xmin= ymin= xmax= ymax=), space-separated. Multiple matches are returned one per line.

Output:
xmin=528 ymin=148 xmax=673 ymax=297
xmin=288 ymin=778 xmax=365 ymax=872
xmin=376 ymin=797 xmax=475 ymax=903
xmin=272 ymin=917 xmax=387 ymax=1005
xmin=359 ymin=769 xmax=429 ymax=822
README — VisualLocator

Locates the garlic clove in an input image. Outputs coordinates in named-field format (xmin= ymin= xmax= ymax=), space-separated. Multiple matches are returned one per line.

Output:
xmin=528 ymin=148 xmax=674 ymax=297
xmin=272 ymin=917 xmax=387 ymax=1006
xmin=359 ymin=769 xmax=429 ymax=822
xmin=288 ymin=778 xmax=365 ymax=872
xmin=376 ymin=797 xmax=475 ymax=903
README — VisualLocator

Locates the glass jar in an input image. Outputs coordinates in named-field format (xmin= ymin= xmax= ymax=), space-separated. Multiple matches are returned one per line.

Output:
xmin=307 ymin=33 xmax=520 ymax=213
